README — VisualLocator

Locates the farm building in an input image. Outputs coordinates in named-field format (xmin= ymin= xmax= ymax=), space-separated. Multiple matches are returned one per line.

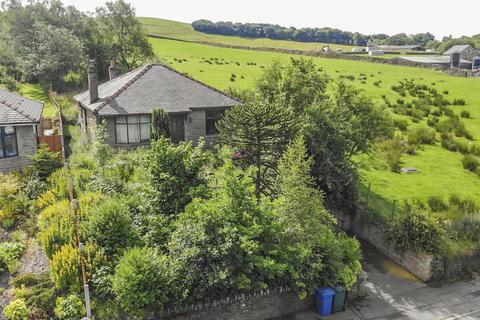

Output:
xmin=443 ymin=45 xmax=480 ymax=61
xmin=369 ymin=50 xmax=385 ymax=56
xmin=351 ymin=47 xmax=366 ymax=53
xmin=368 ymin=45 xmax=425 ymax=52
xmin=0 ymin=88 xmax=44 ymax=173
xmin=394 ymin=55 xmax=473 ymax=69
xmin=74 ymin=61 xmax=242 ymax=148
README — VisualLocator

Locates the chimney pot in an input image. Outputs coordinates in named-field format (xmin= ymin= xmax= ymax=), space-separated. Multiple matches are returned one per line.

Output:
xmin=88 ymin=59 xmax=99 ymax=104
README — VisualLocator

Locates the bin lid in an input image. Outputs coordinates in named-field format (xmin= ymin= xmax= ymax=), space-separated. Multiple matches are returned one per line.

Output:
xmin=316 ymin=287 xmax=335 ymax=298
xmin=334 ymin=285 xmax=346 ymax=293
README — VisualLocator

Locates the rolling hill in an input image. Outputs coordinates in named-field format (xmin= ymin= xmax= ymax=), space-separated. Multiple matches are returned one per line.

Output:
xmin=138 ymin=17 xmax=354 ymax=52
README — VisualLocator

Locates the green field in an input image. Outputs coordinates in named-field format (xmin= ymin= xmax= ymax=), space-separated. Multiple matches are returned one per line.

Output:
xmin=151 ymin=37 xmax=480 ymax=217
xmin=139 ymin=17 xmax=353 ymax=52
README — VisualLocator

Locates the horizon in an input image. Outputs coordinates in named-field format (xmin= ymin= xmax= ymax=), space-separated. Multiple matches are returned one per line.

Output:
xmin=61 ymin=0 xmax=480 ymax=40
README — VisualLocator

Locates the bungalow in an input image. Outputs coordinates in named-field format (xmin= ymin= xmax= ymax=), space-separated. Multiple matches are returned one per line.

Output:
xmin=0 ymin=88 xmax=44 ymax=173
xmin=73 ymin=61 xmax=242 ymax=147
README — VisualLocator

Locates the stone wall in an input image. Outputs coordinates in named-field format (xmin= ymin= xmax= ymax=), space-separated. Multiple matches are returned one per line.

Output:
xmin=158 ymin=288 xmax=313 ymax=320
xmin=184 ymin=110 xmax=206 ymax=143
xmin=337 ymin=210 xmax=435 ymax=282
xmin=0 ymin=125 xmax=38 ymax=173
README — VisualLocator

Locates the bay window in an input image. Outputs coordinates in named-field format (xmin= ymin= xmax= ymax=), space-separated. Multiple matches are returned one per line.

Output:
xmin=0 ymin=126 xmax=18 ymax=158
xmin=115 ymin=115 xmax=151 ymax=144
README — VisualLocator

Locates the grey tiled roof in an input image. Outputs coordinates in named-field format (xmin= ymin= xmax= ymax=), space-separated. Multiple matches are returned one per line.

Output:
xmin=0 ymin=88 xmax=44 ymax=125
xmin=74 ymin=64 xmax=242 ymax=116
xmin=444 ymin=45 xmax=472 ymax=55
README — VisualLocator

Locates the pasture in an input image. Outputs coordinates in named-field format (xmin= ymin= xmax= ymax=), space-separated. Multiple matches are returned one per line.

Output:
xmin=139 ymin=17 xmax=353 ymax=52
xmin=151 ymin=37 xmax=480 ymax=218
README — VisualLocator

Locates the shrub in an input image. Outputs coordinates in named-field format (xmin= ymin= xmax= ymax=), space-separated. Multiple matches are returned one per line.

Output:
xmin=379 ymin=139 xmax=402 ymax=172
xmin=386 ymin=206 xmax=446 ymax=253
xmin=4 ymin=299 xmax=29 ymax=320
xmin=29 ymin=144 xmax=62 ymax=181
xmin=393 ymin=118 xmax=408 ymax=131
xmin=407 ymin=126 xmax=436 ymax=145
xmin=112 ymin=248 xmax=175 ymax=316
xmin=460 ymin=110 xmax=470 ymax=118
xmin=427 ymin=196 xmax=448 ymax=212
xmin=50 ymin=244 xmax=81 ymax=291
xmin=0 ymin=241 xmax=26 ymax=274
xmin=54 ymin=295 xmax=85 ymax=320
xmin=449 ymin=194 xmax=479 ymax=214
xmin=462 ymin=155 xmax=479 ymax=173
xmin=150 ymin=109 xmax=170 ymax=140
xmin=452 ymin=98 xmax=466 ymax=105
xmin=86 ymin=197 xmax=140 ymax=257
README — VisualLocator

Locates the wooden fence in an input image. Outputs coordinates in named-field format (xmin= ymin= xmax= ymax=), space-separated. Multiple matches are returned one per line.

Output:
xmin=38 ymin=135 xmax=63 ymax=153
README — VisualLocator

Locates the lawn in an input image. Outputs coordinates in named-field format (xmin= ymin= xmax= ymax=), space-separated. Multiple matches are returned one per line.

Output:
xmin=150 ymin=37 xmax=480 ymax=217
xmin=18 ymin=83 xmax=57 ymax=118
xmin=139 ymin=17 xmax=353 ymax=52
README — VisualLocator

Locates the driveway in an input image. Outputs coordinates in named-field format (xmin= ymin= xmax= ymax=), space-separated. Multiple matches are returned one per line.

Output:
xmin=278 ymin=243 xmax=480 ymax=320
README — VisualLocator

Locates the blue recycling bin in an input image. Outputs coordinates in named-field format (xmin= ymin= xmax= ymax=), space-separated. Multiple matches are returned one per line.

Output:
xmin=316 ymin=287 xmax=335 ymax=316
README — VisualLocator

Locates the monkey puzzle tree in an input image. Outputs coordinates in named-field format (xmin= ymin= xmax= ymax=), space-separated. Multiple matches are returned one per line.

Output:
xmin=150 ymin=108 xmax=170 ymax=141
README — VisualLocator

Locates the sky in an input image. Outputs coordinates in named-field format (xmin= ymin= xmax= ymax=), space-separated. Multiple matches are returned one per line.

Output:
xmin=62 ymin=0 xmax=480 ymax=39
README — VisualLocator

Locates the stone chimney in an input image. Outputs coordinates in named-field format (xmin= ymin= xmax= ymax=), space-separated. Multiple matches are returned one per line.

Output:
xmin=88 ymin=59 xmax=99 ymax=104
xmin=108 ymin=60 xmax=119 ymax=81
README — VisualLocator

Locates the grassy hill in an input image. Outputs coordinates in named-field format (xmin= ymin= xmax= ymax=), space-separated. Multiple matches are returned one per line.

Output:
xmin=138 ymin=17 xmax=354 ymax=52
xmin=150 ymin=37 xmax=480 ymax=218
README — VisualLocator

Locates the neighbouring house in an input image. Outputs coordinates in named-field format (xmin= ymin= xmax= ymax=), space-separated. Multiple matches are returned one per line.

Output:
xmin=443 ymin=45 xmax=480 ymax=61
xmin=73 ymin=61 xmax=242 ymax=147
xmin=0 ymin=88 xmax=44 ymax=173
xmin=351 ymin=47 xmax=366 ymax=53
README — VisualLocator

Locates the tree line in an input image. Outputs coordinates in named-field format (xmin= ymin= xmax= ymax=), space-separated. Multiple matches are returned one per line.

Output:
xmin=0 ymin=0 xmax=154 ymax=91
xmin=192 ymin=19 xmax=438 ymax=48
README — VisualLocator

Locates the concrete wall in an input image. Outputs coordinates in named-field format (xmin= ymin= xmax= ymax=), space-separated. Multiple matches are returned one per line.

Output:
xmin=0 ymin=125 xmax=38 ymax=173
xmin=338 ymin=210 xmax=435 ymax=282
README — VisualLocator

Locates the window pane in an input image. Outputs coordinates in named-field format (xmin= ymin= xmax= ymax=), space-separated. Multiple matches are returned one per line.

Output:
xmin=0 ymin=137 xmax=4 ymax=158
xmin=128 ymin=115 xmax=140 ymax=124
xmin=4 ymin=133 xmax=17 ymax=157
xmin=116 ymin=116 xmax=127 ymax=124
xmin=4 ymin=126 xmax=15 ymax=135
xmin=116 ymin=124 xmax=128 ymax=144
xmin=140 ymin=115 xmax=151 ymax=123
xmin=128 ymin=123 xmax=140 ymax=143
xmin=140 ymin=124 xmax=150 ymax=141
xmin=206 ymin=119 xmax=218 ymax=135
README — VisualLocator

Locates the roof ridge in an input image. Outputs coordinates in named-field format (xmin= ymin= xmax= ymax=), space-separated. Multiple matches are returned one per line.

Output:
xmin=93 ymin=64 xmax=154 ymax=114
xmin=0 ymin=98 xmax=36 ymax=122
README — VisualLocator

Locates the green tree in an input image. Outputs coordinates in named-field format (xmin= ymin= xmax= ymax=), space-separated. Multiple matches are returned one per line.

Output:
xmin=150 ymin=108 xmax=170 ymax=140
xmin=169 ymin=161 xmax=285 ymax=301
xmin=148 ymin=138 xmax=210 ymax=215
xmin=112 ymin=247 xmax=176 ymax=316
xmin=86 ymin=197 xmax=140 ymax=257
xmin=257 ymin=57 xmax=329 ymax=114
xmin=218 ymin=99 xmax=296 ymax=199
xmin=303 ymin=82 xmax=393 ymax=209
xmin=96 ymin=0 xmax=154 ymax=71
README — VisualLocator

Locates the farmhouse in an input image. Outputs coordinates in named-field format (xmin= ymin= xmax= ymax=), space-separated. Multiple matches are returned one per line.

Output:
xmin=367 ymin=45 xmax=425 ymax=52
xmin=74 ymin=61 xmax=242 ymax=147
xmin=0 ymin=88 xmax=44 ymax=173
xmin=443 ymin=45 xmax=480 ymax=61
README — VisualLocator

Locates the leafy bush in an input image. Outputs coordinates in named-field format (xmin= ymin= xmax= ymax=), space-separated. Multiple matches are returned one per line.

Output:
xmin=427 ymin=196 xmax=448 ymax=212
xmin=0 ymin=241 xmax=26 ymax=274
xmin=462 ymin=155 xmax=479 ymax=173
xmin=452 ymin=98 xmax=466 ymax=106
xmin=54 ymin=295 xmax=85 ymax=320
xmin=407 ymin=126 xmax=436 ymax=145
xmin=50 ymin=244 xmax=81 ymax=291
xmin=29 ymin=144 xmax=62 ymax=180
xmin=112 ymin=247 xmax=175 ymax=316
xmin=148 ymin=138 xmax=210 ymax=215
xmin=460 ymin=110 xmax=470 ymax=118
xmin=393 ymin=118 xmax=409 ymax=131
xmin=378 ymin=139 xmax=402 ymax=172
xmin=386 ymin=205 xmax=447 ymax=253
xmin=4 ymin=299 xmax=29 ymax=320
xmin=86 ymin=197 xmax=140 ymax=257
